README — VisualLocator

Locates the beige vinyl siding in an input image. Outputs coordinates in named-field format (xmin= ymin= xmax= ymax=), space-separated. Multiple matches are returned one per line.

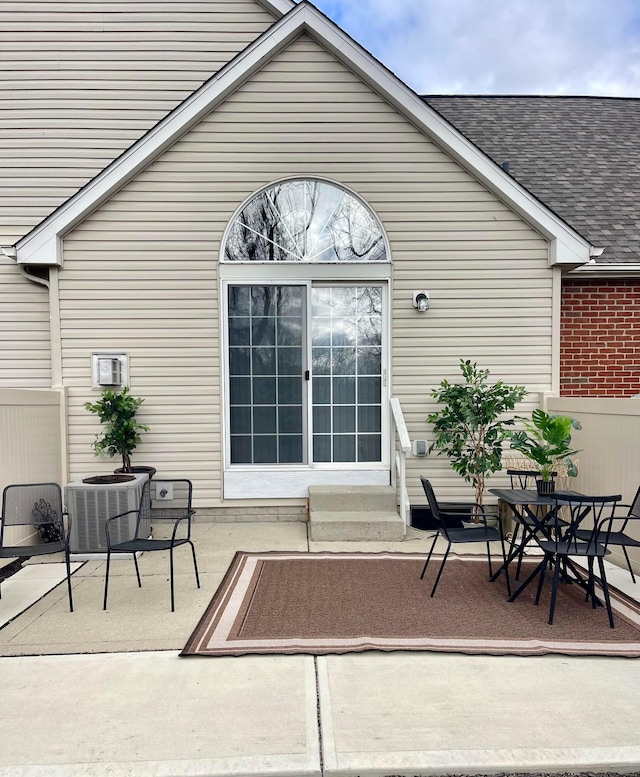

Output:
xmin=0 ymin=258 xmax=52 ymax=388
xmin=0 ymin=0 xmax=277 ymax=245
xmin=60 ymin=34 xmax=550 ymax=507
xmin=0 ymin=0 xmax=276 ymax=390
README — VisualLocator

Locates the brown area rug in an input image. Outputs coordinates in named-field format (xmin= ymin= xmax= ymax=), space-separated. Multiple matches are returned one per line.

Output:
xmin=181 ymin=552 xmax=640 ymax=658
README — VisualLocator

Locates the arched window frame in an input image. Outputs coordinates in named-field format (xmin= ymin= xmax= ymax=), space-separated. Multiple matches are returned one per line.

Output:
xmin=220 ymin=177 xmax=391 ymax=265
xmin=219 ymin=178 xmax=392 ymax=500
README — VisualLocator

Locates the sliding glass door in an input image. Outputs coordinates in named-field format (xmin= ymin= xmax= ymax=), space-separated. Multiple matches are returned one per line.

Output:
xmin=227 ymin=283 xmax=384 ymax=467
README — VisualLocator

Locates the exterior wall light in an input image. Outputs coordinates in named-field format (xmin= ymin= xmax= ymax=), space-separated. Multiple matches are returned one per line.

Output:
xmin=412 ymin=291 xmax=430 ymax=312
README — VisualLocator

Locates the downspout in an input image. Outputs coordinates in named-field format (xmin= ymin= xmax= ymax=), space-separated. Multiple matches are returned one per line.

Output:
xmin=19 ymin=263 xmax=70 ymax=485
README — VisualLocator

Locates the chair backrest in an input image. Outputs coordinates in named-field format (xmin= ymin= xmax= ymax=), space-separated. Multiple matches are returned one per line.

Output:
xmin=507 ymin=469 xmax=541 ymax=490
xmin=553 ymin=493 xmax=621 ymax=551
xmin=420 ymin=477 xmax=460 ymax=538
xmin=628 ymin=485 xmax=640 ymax=518
xmin=1 ymin=483 xmax=64 ymax=546
xmin=149 ymin=478 xmax=194 ymax=531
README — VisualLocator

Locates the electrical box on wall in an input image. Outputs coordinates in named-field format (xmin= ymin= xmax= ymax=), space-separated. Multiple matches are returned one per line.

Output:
xmin=412 ymin=439 xmax=429 ymax=456
xmin=92 ymin=353 xmax=128 ymax=389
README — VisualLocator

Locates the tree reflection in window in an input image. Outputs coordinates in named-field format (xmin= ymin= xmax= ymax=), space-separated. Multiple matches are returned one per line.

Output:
xmin=224 ymin=179 xmax=387 ymax=263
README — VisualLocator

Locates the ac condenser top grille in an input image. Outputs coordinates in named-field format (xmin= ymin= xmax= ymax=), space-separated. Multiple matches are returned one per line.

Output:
xmin=66 ymin=474 xmax=149 ymax=553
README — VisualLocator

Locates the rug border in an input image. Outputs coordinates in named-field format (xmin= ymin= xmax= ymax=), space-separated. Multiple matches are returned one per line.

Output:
xmin=180 ymin=551 xmax=640 ymax=659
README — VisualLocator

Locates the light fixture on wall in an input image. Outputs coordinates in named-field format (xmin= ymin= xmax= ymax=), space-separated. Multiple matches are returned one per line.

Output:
xmin=412 ymin=291 xmax=430 ymax=312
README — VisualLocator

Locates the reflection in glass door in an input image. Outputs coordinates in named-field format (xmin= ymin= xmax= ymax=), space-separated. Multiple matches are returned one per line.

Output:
xmin=228 ymin=285 xmax=304 ymax=464
xmin=227 ymin=284 xmax=384 ymax=466
xmin=311 ymin=287 xmax=382 ymax=463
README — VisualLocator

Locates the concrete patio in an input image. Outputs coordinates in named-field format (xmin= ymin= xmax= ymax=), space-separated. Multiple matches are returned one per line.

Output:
xmin=1 ymin=520 xmax=640 ymax=777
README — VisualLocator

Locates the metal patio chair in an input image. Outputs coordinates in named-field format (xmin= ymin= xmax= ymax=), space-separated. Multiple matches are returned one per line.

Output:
xmin=576 ymin=484 xmax=640 ymax=583
xmin=533 ymin=493 xmax=621 ymax=627
xmin=103 ymin=478 xmax=200 ymax=612
xmin=419 ymin=477 xmax=511 ymax=597
xmin=0 ymin=482 xmax=74 ymax=611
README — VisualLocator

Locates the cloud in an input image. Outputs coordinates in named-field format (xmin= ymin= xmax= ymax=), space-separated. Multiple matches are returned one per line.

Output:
xmin=306 ymin=0 xmax=640 ymax=96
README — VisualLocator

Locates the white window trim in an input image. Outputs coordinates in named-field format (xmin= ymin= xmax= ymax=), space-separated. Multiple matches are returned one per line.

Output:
xmin=220 ymin=278 xmax=391 ymax=499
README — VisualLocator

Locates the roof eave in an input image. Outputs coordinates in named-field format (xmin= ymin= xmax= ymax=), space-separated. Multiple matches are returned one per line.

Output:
xmin=256 ymin=0 xmax=295 ymax=17
xmin=568 ymin=262 xmax=640 ymax=279
xmin=13 ymin=1 xmax=592 ymax=268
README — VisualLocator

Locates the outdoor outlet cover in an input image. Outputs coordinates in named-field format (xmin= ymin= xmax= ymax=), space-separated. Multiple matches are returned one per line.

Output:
xmin=156 ymin=482 xmax=173 ymax=500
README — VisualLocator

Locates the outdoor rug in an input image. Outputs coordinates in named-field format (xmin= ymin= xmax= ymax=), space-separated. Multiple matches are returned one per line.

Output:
xmin=181 ymin=551 xmax=640 ymax=658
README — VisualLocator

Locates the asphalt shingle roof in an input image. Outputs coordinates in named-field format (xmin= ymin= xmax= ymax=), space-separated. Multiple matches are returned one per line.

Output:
xmin=423 ymin=96 xmax=640 ymax=264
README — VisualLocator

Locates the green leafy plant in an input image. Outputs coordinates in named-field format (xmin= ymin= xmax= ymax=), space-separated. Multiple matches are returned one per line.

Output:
xmin=427 ymin=360 xmax=526 ymax=508
xmin=84 ymin=387 xmax=149 ymax=473
xmin=509 ymin=409 xmax=582 ymax=481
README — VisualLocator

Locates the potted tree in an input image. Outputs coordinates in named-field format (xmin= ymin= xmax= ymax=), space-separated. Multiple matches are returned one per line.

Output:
xmin=509 ymin=408 xmax=581 ymax=494
xmin=83 ymin=387 xmax=153 ymax=483
xmin=427 ymin=360 xmax=526 ymax=513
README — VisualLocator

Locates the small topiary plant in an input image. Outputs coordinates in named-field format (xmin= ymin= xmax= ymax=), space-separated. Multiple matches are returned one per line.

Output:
xmin=84 ymin=386 xmax=149 ymax=473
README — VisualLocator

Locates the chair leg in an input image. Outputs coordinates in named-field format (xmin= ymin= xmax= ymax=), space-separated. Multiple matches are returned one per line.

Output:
xmin=485 ymin=541 xmax=493 ymax=579
xmin=622 ymin=547 xmax=636 ymax=584
xmin=548 ymin=554 xmax=562 ymax=625
xmin=597 ymin=556 xmax=615 ymax=629
xmin=508 ymin=525 xmax=523 ymax=580
xmin=103 ymin=550 xmax=111 ymax=610
xmin=65 ymin=548 xmax=74 ymax=613
xmin=498 ymin=536 xmax=512 ymax=598
xmin=534 ymin=552 xmax=550 ymax=605
xmin=515 ymin=543 xmax=527 ymax=581
xmin=430 ymin=542 xmax=451 ymax=597
xmin=189 ymin=541 xmax=200 ymax=588
xmin=420 ymin=531 xmax=439 ymax=580
xmin=169 ymin=546 xmax=175 ymax=612
xmin=587 ymin=557 xmax=597 ymax=607
xmin=132 ymin=552 xmax=141 ymax=588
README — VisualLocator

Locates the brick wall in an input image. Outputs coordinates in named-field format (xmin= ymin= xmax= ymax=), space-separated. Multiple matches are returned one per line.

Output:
xmin=561 ymin=278 xmax=640 ymax=396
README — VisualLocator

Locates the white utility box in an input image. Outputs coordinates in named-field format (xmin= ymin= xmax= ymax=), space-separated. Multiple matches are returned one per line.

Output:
xmin=66 ymin=473 xmax=149 ymax=553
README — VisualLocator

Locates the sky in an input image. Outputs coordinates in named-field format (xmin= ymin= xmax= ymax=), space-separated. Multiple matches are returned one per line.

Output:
xmin=303 ymin=0 xmax=640 ymax=97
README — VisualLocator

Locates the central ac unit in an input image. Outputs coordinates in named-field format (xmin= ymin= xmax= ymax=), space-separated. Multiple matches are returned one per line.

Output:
xmin=66 ymin=473 xmax=149 ymax=553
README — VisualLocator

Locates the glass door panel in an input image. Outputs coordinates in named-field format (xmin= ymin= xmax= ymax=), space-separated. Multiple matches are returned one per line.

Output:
xmin=311 ymin=286 xmax=383 ymax=463
xmin=228 ymin=283 xmax=384 ymax=467
xmin=228 ymin=285 xmax=304 ymax=464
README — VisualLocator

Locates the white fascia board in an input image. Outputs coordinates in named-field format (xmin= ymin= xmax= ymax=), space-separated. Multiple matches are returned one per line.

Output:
xmin=256 ymin=0 xmax=295 ymax=15
xmin=15 ymin=1 xmax=591 ymax=269
xmin=303 ymin=14 xmax=592 ymax=268
xmin=569 ymin=263 xmax=640 ymax=278
xmin=15 ymin=5 xmax=310 ymax=265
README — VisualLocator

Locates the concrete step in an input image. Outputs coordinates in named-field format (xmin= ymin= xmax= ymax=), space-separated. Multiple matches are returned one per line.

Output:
xmin=309 ymin=510 xmax=405 ymax=542
xmin=308 ymin=485 xmax=404 ymax=542
xmin=308 ymin=484 xmax=397 ymax=514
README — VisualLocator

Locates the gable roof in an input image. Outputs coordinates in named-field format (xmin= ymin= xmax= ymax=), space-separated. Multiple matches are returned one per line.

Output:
xmin=6 ymin=2 xmax=593 ymax=270
xmin=425 ymin=96 xmax=640 ymax=274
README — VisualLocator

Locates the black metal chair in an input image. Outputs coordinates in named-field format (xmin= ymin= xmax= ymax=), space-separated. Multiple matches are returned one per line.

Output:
xmin=0 ymin=482 xmax=74 ymax=611
xmin=533 ymin=493 xmax=621 ymax=627
xmin=419 ymin=477 xmax=511 ymax=597
xmin=103 ymin=478 xmax=199 ymax=612
xmin=575 ymin=484 xmax=640 ymax=583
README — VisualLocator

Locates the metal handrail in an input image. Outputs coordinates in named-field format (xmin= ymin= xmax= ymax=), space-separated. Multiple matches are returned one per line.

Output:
xmin=390 ymin=397 xmax=411 ymax=533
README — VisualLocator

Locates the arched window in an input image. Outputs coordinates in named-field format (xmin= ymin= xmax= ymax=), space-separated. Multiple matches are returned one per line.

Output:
xmin=224 ymin=179 xmax=387 ymax=263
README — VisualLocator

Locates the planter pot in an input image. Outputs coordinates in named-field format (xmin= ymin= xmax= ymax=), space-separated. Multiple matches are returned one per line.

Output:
xmin=82 ymin=474 xmax=135 ymax=485
xmin=536 ymin=478 xmax=555 ymax=496
xmin=115 ymin=465 xmax=157 ymax=481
